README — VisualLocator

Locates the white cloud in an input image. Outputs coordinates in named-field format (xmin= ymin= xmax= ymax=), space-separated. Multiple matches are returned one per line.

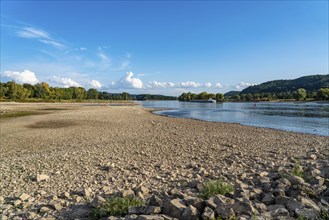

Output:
xmin=17 ymin=27 xmax=50 ymax=39
xmin=112 ymin=72 xmax=143 ymax=89
xmin=2 ymin=70 xmax=39 ymax=84
xmin=147 ymin=81 xmax=175 ymax=88
xmin=179 ymin=81 xmax=202 ymax=88
xmin=98 ymin=52 xmax=110 ymax=62
xmin=204 ymin=82 xmax=212 ymax=88
xmin=235 ymin=82 xmax=254 ymax=90
xmin=88 ymin=80 xmax=102 ymax=89
xmin=16 ymin=26 xmax=65 ymax=49
xmin=215 ymin=83 xmax=223 ymax=88
xmin=51 ymin=76 xmax=81 ymax=88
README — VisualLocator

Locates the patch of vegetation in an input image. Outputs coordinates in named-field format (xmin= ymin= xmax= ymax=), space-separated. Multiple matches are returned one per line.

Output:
xmin=198 ymin=179 xmax=234 ymax=199
xmin=318 ymin=210 xmax=329 ymax=220
xmin=91 ymin=196 xmax=144 ymax=219
xmin=291 ymin=161 xmax=304 ymax=178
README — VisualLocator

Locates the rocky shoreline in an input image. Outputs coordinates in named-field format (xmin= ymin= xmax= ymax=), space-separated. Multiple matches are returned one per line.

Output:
xmin=0 ymin=103 xmax=328 ymax=219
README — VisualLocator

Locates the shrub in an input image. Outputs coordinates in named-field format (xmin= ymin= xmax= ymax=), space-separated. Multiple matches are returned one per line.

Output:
xmin=92 ymin=196 xmax=144 ymax=218
xmin=199 ymin=180 xmax=234 ymax=199
xmin=292 ymin=161 xmax=304 ymax=178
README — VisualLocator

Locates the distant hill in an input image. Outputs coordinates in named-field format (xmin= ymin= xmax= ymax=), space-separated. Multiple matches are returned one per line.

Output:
xmin=240 ymin=74 xmax=329 ymax=94
xmin=224 ymin=91 xmax=240 ymax=97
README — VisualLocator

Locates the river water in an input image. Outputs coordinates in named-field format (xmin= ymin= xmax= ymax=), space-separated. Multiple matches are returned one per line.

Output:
xmin=138 ymin=100 xmax=329 ymax=136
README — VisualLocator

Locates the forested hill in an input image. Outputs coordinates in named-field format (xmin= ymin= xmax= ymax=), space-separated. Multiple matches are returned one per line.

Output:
xmin=241 ymin=74 xmax=329 ymax=94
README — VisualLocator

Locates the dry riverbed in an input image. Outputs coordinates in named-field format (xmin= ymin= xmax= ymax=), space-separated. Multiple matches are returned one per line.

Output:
xmin=0 ymin=102 xmax=328 ymax=220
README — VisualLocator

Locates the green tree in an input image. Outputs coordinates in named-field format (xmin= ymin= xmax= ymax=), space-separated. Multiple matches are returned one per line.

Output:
xmin=0 ymin=83 xmax=9 ymax=98
xmin=316 ymin=88 xmax=329 ymax=100
xmin=87 ymin=88 xmax=98 ymax=99
xmin=296 ymin=88 xmax=307 ymax=101
xmin=215 ymin=93 xmax=224 ymax=101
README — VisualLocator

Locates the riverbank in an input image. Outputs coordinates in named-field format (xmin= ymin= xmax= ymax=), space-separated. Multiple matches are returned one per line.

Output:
xmin=0 ymin=103 xmax=328 ymax=219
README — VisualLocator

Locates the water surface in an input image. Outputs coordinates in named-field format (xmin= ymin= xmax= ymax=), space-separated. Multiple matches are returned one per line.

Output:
xmin=138 ymin=101 xmax=329 ymax=136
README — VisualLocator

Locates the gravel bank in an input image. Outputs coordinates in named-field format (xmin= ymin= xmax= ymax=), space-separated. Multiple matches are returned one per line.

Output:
xmin=0 ymin=103 xmax=328 ymax=219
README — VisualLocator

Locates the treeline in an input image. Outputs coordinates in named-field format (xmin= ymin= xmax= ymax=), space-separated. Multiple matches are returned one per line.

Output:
xmin=0 ymin=81 xmax=177 ymax=101
xmin=179 ymin=91 xmax=224 ymax=101
xmin=225 ymin=88 xmax=329 ymax=101
xmin=180 ymin=88 xmax=329 ymax=102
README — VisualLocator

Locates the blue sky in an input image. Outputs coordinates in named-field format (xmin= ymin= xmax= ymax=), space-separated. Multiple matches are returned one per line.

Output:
xmin=1 ymin=1 xmax=328 ymax=95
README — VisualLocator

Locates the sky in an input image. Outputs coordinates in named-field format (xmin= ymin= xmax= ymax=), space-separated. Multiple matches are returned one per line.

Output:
xmin=1 ymin=1 xmax=328 ymax=95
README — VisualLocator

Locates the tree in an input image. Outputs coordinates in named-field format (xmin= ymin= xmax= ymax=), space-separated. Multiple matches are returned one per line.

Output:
xmin=0 ymin=83 xmax=9 ymax=98
xmin=296 ymin=88 xmax=307 ymax=101
xmin=87 ymin=88 xmax=98 ymax=99
xmin=316 ymin=88 xmax=329 ymax=100
xmin=215 ymin=93 xmax=224 ymax=101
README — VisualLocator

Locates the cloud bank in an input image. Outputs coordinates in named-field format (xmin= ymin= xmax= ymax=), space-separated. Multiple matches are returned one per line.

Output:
xmin=88 ymin=80 xmax=102 ymax=89
xmin=2 ymin=70 xmax=39 ymax=84
xmin=235 ymin=82 xmax=254 ymax=90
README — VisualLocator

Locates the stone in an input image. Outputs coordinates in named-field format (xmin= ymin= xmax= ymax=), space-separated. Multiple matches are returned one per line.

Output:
xmin=187 ymin=180 xmax=199 ymax=188
xmin=232 ymin=198 xmax=259 ymax=216
xmin=275 ymin=196 xmax=290 ymax=206
xmin=40 ymin=206 xmax=51 ymax=213
xmin=214 ymin=194 xmax=234 ymax=205
xmin=295 ymin=208 xmax=318 ymax=219
xmin=13 ymin=200 xmax=21 ymax=206
xmin=201 ymin=206 xmax=215 ymax=220
xmin=19 ymin=193 xmax=30 ymax=201
xmin=267 ymin=204 xmax=285 ymax=211
xmin=144 ymin=206 xmax=162 ymax=214
xmin=286 ymin=198 xmax=303 ymax=212
xmin=288 ymin=176 xmax=305 ymax=185
xmin=135 ymin=186 xmax=149 ymax=196
xmin=49 ymin=201 xmax=62 ymax=211
xmin=259 ymin=171 xmax=269 ymax=177
xmin=310 ymin=176 xmax=325 ymax=186
xmin=205 ymin=196 xmax=217 ymax=210
xmin=300 ymin=197 xmax=320 ymax=212
xmin=0 ymin=196 xmax=4 ymax=204
xmin=122 ymin=189 xmax=135 ymax=197
xmin=254 ymin=202 xmax=267 ymax=213
xmin=181 ymin=205 xmax=201 ymax=220
xmin=186 ymin=196 xmax=205 ymax=213
xmin=163 ymin=199 xmax=187 ymax=219
xmin=261 ymin=193 xmax=275 ymax=206
xmin=271 ymin=207 xmax=290 ymax=217
xmin=148 ymin=195 xmax=163 ymax=206
xmin=36 ymin=174 xmax=50 ymax=182
xmin=60 ymin=192 xmax=70 ymax=199
xmin=90 ymin=196 xmax=106 ymax=208
xmin=81 ymin=188 xmax=92 ymax=197
xmin=308 ymin=154 xmax=317 ymax=160
xmin=216 ymin=205 xmax=235 ymax=219
xmin=137 ymin=215 xmax=164 ymax=220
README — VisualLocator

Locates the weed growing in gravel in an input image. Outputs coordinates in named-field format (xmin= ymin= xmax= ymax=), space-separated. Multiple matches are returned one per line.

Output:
xmin=91 ymin=196 xmax=144 ymax=219
xmin=291 ymin=161 xmax=304 ymax=178
xmin=199 ymin=179 xmax=234 ymax=199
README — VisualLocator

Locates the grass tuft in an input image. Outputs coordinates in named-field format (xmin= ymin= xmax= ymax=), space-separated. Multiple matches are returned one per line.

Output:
xmin=199 ymin=179 xmax=234 ymax=199
xmin=91 ymin=196 xmax=144 ymax=219
xmin=291 ymin=161 xmax=304 ymax=178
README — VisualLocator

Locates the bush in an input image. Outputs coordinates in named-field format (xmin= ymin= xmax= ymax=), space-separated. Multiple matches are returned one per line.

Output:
xmin=92 ymin=196 xmax=144 ymax=218
xmin=292 ymin=162 xmax=304 ymax=178
xmin=199 ymin=180 xmax=234 ymax=199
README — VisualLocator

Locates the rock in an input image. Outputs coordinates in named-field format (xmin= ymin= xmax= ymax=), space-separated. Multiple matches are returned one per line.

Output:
xmin=275 ymin=196 xmax=290 ymax=206
xmin=135 ymin=186 xmax=149 ymax=196
xmin=128 ymin=206 xmax=141 ymax=214
xmin=254 ymin=202 xmax=267 ymax=213
xmin=81 ymin=188 xmax=92 ymax=197
xmin=144 ymin=206 xmax=162 ymax=214
xmin=13 ymin=200 xmax=21 ymax=206
xmin=26 ymin=211 xmax=37 ymax=219
xmin=49 ymin=201 xmax=62 ymax=211
xmin=286 ymin=198 xmax=303 ymax=212
xmin=122 ymin=189 xmax=135 ymax=197
xmin=300 ymin=197 xmax=320 ymax=212
xmin=19 ymin=193 xmax=30 ymax=201
xmin=267 ymin=204 xmax=285 ymax=211
xmin=187 ymin=180 xmax=199 ymax=188
xmin=295 ymin=208 xmax=318 ymax=219
xmin=60 ymin=192 xmax=70 ymax=199
xmin=310 ymin=176 xmax=325 ymax=186
xmin=90 ymin=196 xmax=106 ymax=208
xmin=271 ymin=207 xmax=290 ymax=217
xmin=137 ymin=215 xmax=164 ymax=220
xmin=0 ymin=196 xmax=4 ymax=204
xmin=288 ymin=176 xmax=305 ymax=185
xmin=36 ymin=174 xmax=50 ymax=182
xmin=40 ymin=206 xmax=51 ymax=213
xmin=216 ymin=205 xmax=235 ymax=219
xmin=308 ymin=154 xmax=317 ymax=160
xmin=214 ymin=194 xmax=234 ymax=205
xmin=232 ymin=198 xmax=259 ymax=216
xmin=181 ymin=205 xmax=201 ymax=220
xmin=261 ymin=193 xmax=275 ymax=206
xmin=186 ymin=196 xmax=205 ymax=213
xmin=201 ymin=206 xmax=215 ymax=220
xmin=163 ymin=199 xmax=186 ymax=219
xmin=205 ymin=196 xmax=217 ymax=210
xmin=148 ymin=195 xmax=163 ymax=206
xmin=259 ymin=171 xmax=269 ymax=177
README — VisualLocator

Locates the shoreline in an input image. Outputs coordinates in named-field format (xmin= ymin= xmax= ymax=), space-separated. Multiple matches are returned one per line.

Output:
xmin=0 ymin=103 xmax=328 ymax=219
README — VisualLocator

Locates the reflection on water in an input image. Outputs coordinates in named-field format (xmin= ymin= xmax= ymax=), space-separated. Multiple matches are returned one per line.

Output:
xmin=138 ymin=101 xmax=329 ymax=136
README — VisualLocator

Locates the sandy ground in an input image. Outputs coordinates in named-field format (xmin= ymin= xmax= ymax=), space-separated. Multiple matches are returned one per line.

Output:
xmin=0 ymin=102 xmax=328 ymax=219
